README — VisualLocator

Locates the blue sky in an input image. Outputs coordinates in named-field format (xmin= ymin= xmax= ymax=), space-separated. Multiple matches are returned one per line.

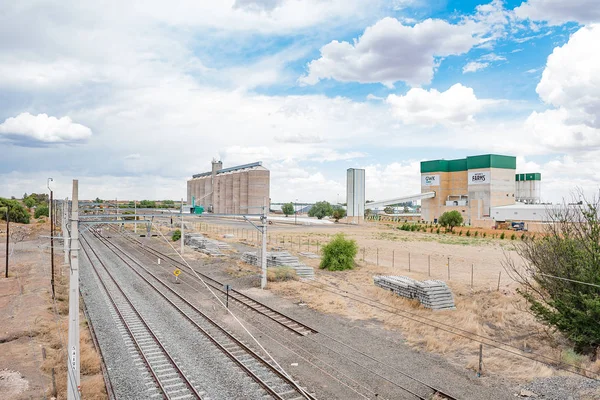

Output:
xmin=0 ymin=0 xmax=599 ymax=203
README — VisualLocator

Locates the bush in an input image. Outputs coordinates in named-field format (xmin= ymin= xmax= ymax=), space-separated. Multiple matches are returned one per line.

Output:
xmin=34 ymin=205 xmax=49 ymax=219
xmin=458 ymin=230 xmax=463 ymax=236
xmin=474 ymin=231 xmax=478 ymax=237
xmin=320 ymin=233 xmax=358 ymax=271
xmin=436 ymin=228 xmax=440 ymax=234
xmin=172 ymin=229 xmax=181 ymax=241
xmin=439 ymin=210 xmax=463 ymax=232
xmin=482 ymin=232 xmax=486 ymax=238
xmin=332 ymin=206 xmax=346 ymax=222
xmin=0 ymin=198 xmax=30 ymax=224
xmin=521 ymin=233 xmax=526 ymax=241
xmin=500 ymin=232 xmax=505 ymax=240
xmin=511 ymin=233 xmax=516 ymax=240
xmin=466 ymin=230 xmax=471 ymax=237
xmin=267 ymin=267 xmax=297 ymax=282
xmin=430 ymin=227 xmax=433 ymax=233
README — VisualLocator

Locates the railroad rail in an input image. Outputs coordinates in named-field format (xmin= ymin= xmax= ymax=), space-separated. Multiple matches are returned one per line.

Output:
xmin=80 ymin=235 xmax=205 ymax=400
xmin=86 ymin=230 xmax=316 ymax=400
xmin=108 ymin=226 xmax=317 ymax=337
xmin=103 ymin=226 xmax=459 ymax=400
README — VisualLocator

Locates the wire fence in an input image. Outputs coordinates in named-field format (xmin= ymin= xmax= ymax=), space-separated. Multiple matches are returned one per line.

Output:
xmin=192 ymin=222 xmax=515 ymax=290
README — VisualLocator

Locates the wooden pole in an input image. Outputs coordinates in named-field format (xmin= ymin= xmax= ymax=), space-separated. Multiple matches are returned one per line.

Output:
xmin=497 ymin=271 xmax=502 ymax=291
xmin=447 ymin=257 xmax=450 ymax=280
xmin=478 ymin=344 xmax=483 ymax=377
xmin=428 ymin=254 xmax=431 ymax=277
xmin=408 ymin=252 xmax=411 ymax=272
xmin=392 ymin=250 xmax=395 ymax=268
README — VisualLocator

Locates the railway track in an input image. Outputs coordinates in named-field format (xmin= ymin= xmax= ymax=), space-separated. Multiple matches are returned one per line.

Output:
xmin=80 ymin=235 xmax=205 ymax=400
xmin=109 ymin=227 xmax=317 ymax=337
xmin=103 ymin=226 xmax=459 ymax=400
xmin=85 ymin=230 xmax=316 ymax=400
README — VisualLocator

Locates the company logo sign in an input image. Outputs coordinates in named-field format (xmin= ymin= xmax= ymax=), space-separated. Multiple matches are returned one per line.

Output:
xmin=421 ymin=174 xmax=440 ymax=186
xmin=469 ymin=171 xmax=490 ymax=185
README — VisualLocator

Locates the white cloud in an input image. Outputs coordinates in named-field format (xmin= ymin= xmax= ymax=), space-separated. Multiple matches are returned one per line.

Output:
xmin=0 ymin=113 xmax=92 ymax=145
xmin=480 ymin=52 xmax=506 ymax=61
xmin=364 ymin=161 xmax=420 ymax=201
xmin=299 ymin=17 xmax=479 ymax=87
xmin=514 ymin=0 xmax=600 ymax=25
xmin=386 ymin=84 xmax=490 ymax=126
xmin=463 ymin=61 xmax=490 ymax=73
xmin=525 ymin=108 xmax=600 ymax=151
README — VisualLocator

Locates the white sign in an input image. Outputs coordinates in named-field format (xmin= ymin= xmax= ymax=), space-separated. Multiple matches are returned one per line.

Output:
xmin=421 ymin=174 xmax=440 ymax=186
xmin=71 ymin=346 xmax=77 ymax=370
xmin=469 ymin=171 xmax=490 ymax=185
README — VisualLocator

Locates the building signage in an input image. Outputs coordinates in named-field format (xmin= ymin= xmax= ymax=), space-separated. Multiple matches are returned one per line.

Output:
xmin=421 ymin=174 xmax=440 ymax=186
xmin=469 ymin=171 xmax=490 ymax=185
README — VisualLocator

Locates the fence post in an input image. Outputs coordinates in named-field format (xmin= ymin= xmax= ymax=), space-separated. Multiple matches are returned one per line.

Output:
xmin=447 ymin=257 xmax=450 ymax=280
xmin=471 ymin=263 xmax=474 ymax=288
xmin=497 ymin=271 xmax=502 ymax=291
xmin=477 ymin=344 xmax=483 ymax=377
xmin=428 ymin=254 xmax=431 ymax=276
xmin=408 ymin=252 xmax=411 ymax=272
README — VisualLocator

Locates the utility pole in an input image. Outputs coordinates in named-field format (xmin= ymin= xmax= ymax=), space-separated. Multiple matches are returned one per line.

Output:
xmin=134 ymin=200 xmax=137 ymax=233
xmin=180 ymin=198 xmax=184 ymax=255
xmin=4 ymin=205 xmax=9 ymax=278
xmin=261 ymin=199 xmax=267 ymax=289
xmin=48 ymin=178 xmax=55 ymax=299
xmin=67 ymin=179 xmax=80 ymax=399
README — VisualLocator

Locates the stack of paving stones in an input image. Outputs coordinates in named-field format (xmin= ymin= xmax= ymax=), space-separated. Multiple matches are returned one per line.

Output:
xmin=184 ymin=233 xmax=230 ymax=257
xmin=374 ymin=276 xmax=455 ymax=310
xmin=241 ymin=251 xmax=315 ymax=279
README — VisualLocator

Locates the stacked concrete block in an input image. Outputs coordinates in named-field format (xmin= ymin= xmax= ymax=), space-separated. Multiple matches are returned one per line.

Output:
xmin=184 ymin=233 xmax=231 ymax=257
xmin=241 ymin=251 xmax=315 ymax=279
xmin=374 ymin=275 xmax=455 ymax=310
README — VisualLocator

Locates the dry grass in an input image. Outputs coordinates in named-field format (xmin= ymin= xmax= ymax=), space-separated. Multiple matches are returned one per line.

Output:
xmin=267 ymin=267 xmax=297 ymax=282
xmin=269 ymin=261 xmax=599 ymax=382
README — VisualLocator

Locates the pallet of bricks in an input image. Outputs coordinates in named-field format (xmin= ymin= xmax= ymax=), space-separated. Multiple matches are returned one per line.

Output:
xmin=241 ymin=251 xmax=315 ymax=279
xmin=373 ymin=276 xmax=455 ymax=310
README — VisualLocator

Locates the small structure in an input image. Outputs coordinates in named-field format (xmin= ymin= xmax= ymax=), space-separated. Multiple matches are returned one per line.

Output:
xmin=346 ymin=168 xmax=365 ymax=223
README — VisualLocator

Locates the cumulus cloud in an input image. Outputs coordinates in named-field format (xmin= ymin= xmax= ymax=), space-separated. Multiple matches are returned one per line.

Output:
xmin=386 ymin=84 xmax=489 ymax=126
xmin=0 ymin=113 xmax=92 ymax=146
xmin=299 ymin=17 xmax=479 ymax=87
xmin=463 ymin=61 xmax=489 ymax=73
xmin=514 ymin=0 xmax=600 ymax=25
xmin=523 ymin=25 xmax=600 ymax=151
xmin=233 ymin=0 xmax=284 ymax=12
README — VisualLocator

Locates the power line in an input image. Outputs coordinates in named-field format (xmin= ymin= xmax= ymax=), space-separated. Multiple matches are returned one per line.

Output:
xmin=535 ymin=273 xmax=600 ymax=289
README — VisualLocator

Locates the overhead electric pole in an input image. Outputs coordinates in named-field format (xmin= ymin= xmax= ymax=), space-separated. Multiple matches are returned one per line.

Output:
xmin=67 ymin=179 xmax=80 ymax=399
xmin=261 ymin=199 xmax=267 ymax=289
xmin=48 ymin=178 xmax=54 ymax=299
xmin=63 ymin=198 xmax=69 ymax=265
xmin=4 ymin=205 xmax=9 ymax=278
xmin=180 ymin=198 xmax=184 ymax=255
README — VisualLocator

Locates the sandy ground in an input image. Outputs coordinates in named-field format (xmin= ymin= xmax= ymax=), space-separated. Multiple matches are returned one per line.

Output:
xmin=0 ymin=218 xmax=106 ymax=400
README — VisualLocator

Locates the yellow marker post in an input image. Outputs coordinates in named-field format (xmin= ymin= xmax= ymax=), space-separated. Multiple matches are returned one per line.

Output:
xmin=173 ymin=269 xmax=181 ymax=284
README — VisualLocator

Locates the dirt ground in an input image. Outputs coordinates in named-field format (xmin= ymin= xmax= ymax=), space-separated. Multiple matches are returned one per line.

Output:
xmin=196 ymin=218 xmax=600 ymax=389
xmin=0 ymin=218 xmax=106 ymax=400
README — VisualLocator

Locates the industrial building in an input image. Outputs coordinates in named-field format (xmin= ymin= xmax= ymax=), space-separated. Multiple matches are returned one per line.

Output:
xmin=187 ymin=161 xmax=270 ymax=215
xmin=420 ymin=154 xmax=542 ymax=227
xmin=346 ymin=168 xmax=365 ymax=223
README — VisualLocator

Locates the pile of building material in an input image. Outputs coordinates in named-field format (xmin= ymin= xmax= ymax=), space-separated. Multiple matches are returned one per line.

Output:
xmin=184 ymin=233 xmax=231 ymax=257
xmin=241 ymin=251 xmax=315 ymax=279
xmin=374 ymin=276 xmax=455 ymax=310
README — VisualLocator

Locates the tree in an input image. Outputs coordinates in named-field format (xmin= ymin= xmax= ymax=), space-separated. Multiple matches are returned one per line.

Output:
xmin=320 ymin=234 xmax=358 ymax=271
xmin=24 ymin=197 xmax=36 ymax=208
xmin=503 ymin=196 xmax=600 ymax=354
xmin=282 ymin=202 xmax=294 ymax=217
xmin=332 ymin=206 xmax=346 ymax=222
xmin=439 ymin=210 xmax=463 ymax=232
xmin=308 ymin=201 xmax=333 ymax=220
xmin=383 ymin=206 xmax=394 ymax=214
xmin=139 ymin=200 xmax=156 ymax=208
xmin=0 ymin=198 xmax=30 ymax=224
xmin=365 ymin=209 xmax=372 ymax=217
xmin=35 ymin=205 xmax=49 ymax=219
xmin=95 ymin=197 xmax=104 ymax=203
xmin=403 ymin=206 xmax=410 ymax=214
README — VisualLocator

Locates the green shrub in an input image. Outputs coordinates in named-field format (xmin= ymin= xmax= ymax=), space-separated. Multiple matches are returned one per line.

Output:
xmin=474 ymin=231 xmax=478 ymax=237
xmin=0 ymin=198 xmax=30 ymax=224
xmin=466 ymin=230 xmax=471 ymax=237
xmin=320 ymin=233 xmax=358 ymax=271
xmin=430 ymin=227 xmax=433 ymax=233
xmin=438 ymin=210 xmax=463 ymax=232
xmin=521 ymin=233 xmax=526 ymax=241
xmin=436 ymin=228 xmax=440 ymax=234
xmin=172 ymin=229 xmax=181 ymax=241
xmin=511 ymin=233 xmax=517 ymax=240
xmin=34 ymin=205 xmax=49 ymax=219
xmin=482 ymin=232 xmax=486 ymax=238
xmin=500 ymin=232 xmax=505 ymax=240
xmin=458 ymin=230 xmax=463 ymax=236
